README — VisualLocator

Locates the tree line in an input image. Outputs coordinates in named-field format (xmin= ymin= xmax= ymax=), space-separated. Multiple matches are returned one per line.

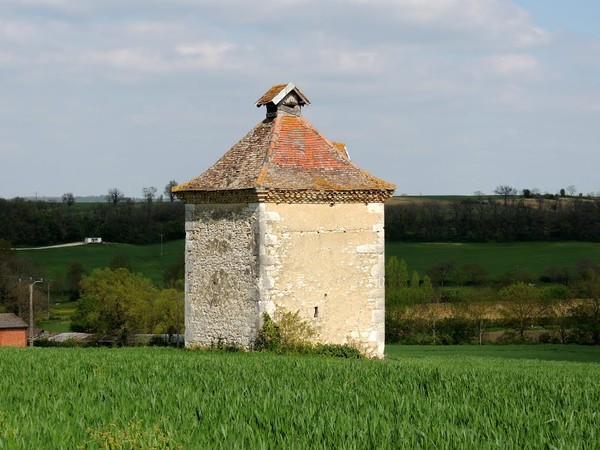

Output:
xmin=0 ymin=183 xmax=183 ymax=246
xmin=385 ymin=257 xmax=600 ymax=345
xmin=0 ymin=240 xmax=46 ymax=325
xmin=5 ymin=185 xmax=600 ymax=246
xmin=385 ymin=193 xmax=600 ymax=242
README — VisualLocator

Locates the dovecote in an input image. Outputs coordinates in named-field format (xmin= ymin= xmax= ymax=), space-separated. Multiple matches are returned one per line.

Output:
xmin=174 ymin=83 xmax=395 ymax=357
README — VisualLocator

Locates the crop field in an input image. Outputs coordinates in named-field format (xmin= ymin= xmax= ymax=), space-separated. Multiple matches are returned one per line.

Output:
xmin=17 ymin=240 xmax=184 ymax=286
xmin=0 ymin=345 xmax=598 ymax=449
xmin=387 ymin=241 xmax=600 ymax=279
xmin=19 ymin=240 xmax=600 ymax=289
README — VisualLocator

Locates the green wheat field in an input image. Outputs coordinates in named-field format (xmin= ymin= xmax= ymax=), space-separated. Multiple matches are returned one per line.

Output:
xmin=1 ymin=345 xmax=599 ymax=449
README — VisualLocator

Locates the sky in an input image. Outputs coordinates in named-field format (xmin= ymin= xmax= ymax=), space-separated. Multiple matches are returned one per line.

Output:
xmin=1 ymin=0 xmax=599 ymax=199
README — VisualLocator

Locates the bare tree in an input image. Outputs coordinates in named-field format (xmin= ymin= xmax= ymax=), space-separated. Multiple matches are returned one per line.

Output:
xmin=164 ymin=180 xmax=178 ymax=202
xmin=566 ymin=185 xmax=577 ymax=197
xmin=494 ymin=185 xmax=518 ymax=205
xmin=426 ymin=259 xmax=457 ymax=287
xmin=61 ymin=192 xmax=75 ymax=207
xmin=107 ymin=188 xmax=124 ymax=205
xmin=142 ymin=186 xmax=157 ymax=204
xmin=500 ymin=282 xmax=543 ymax=341
xmin=457 ymin=291 xmax=495 ymax=345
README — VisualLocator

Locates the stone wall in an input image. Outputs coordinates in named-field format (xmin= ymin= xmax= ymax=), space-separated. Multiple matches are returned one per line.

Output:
xmin=258 ymin=202 xmax=386 ymax=358
xmin=185 ymin=201 xmax=386 ymax=357
xmin=184 ymin=203 xmax=261 ymax=348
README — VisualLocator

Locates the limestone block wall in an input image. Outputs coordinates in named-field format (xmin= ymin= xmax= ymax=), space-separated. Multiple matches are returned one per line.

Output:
xmin=184 ymin=203 xmax=261 ymax=348
xmin=258 ymin=202 xmax=386 ymax=358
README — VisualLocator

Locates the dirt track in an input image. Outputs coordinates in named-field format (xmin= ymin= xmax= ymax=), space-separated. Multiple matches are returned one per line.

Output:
xmin=14 ymin=242 xmax=91 ymax=251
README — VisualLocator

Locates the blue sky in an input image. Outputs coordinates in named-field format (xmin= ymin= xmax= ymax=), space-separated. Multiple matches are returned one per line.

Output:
xmin=1 ymin=0 xmax=599 ymax=198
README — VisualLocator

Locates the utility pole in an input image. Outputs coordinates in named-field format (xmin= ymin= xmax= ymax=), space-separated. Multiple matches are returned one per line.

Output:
xmin=47 ymin=280 xmax=52 ymax=320
xmin=29 ymin=278 xmax=43 ymax=347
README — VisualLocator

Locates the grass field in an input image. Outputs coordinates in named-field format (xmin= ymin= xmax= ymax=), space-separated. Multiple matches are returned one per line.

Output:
xmin=18 ymin=240 xmax=600 ymax=290
xmin=17 ymin=240 xmax=184 ymax=287
xmin=0 ymin=345 xmax=598 ymax=449
xmin=387 ymin=241 xmax=600 ymax=279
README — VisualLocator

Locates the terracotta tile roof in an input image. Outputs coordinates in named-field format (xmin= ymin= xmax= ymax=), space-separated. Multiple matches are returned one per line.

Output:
xmin=174 ymin=84 xmax=395 ymax=201
xmin=0 ymin=313 xmax=28 ymax=329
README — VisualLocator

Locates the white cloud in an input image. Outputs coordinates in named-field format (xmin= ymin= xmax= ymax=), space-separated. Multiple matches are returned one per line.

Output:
xmin=0 ymin=0 xmax=598 ymax=197
xmin=175 ymin=42 xmax=237 ymax=68
xmin=0 ymin=20 xmax=38 ymax=43
xmin=486 ymin=54 xmax=541 ymax=75
xmin=469 ymin=53 xmax=548 ymax=84
xmin=328 ymin=0 xmax=550 ymax=50
xmin=83 ymin=48 xmax=166 ymax=72
xmin=318 ymin=50 xmax=382 ymax=73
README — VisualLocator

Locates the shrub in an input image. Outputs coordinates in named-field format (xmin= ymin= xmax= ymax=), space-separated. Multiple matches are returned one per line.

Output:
xmin=255 ymin=310 xmax=362 ymax=358
xmin=255 ymin=309 xmax=316 ymax=352
xmin=313 ymin=344 xmax=362 ymax=359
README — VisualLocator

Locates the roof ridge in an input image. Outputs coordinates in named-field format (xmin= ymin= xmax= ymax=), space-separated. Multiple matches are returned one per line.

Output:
xmin=256 ymin=115 xmax=282 ymax=187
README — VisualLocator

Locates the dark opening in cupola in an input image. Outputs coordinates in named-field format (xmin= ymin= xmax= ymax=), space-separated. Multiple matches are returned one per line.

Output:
xmin=255 ymin=82 xmax=311 ymax=119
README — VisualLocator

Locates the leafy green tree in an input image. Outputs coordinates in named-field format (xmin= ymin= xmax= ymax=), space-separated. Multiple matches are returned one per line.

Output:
xmin=74 ymin=268 xmax=157 ymax=342
xmin=151 ymin=288 xmax=184 ymax=337
xmin=421 ymin=275 xmax=434 ymax=300
xmin=385 ymin=256 xmax=408 ymax=291
xmin=410 ymin=270 xmax=420 ymax=288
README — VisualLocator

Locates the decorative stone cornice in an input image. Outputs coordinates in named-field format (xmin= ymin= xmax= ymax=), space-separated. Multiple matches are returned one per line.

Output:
xmin=175 ymin=189 xmax=262 ymax=204
xmin=264 ymin=189 xmax=394 ymax=204
xmin=175 ymin=188 xmax=394 ymax=205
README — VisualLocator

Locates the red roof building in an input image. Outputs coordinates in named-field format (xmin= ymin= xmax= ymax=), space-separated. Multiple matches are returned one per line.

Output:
xmin=174 ymin=83 xmax=395 ymax=357
xmin=0 ymin=313 xmax=28 ymax=347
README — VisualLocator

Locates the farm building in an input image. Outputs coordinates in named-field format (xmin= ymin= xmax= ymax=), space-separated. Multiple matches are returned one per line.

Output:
xmin=174 ymin=83 xmax=395 ymax=357
xmin=0 ymin=313 xmax=28 ymax=347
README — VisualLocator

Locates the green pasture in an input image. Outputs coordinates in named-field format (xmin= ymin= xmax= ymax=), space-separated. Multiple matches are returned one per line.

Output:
xmin=17 ymin=240 xmax=600 ymax=291
xmin=386 ymin=344 xmax=600 ymax=363
xmin=38 ymin=300 xmax=78 ymax=333
xmin=0 ymin=345 xmax=598 ymax=448
xmin=17 ymin=240 xmax=184 ymax=287
xmin=387 ymin=241 xmax=600 ymax=279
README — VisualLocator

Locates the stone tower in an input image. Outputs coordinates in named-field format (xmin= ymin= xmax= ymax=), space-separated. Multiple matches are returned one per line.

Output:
xmin=174 ymin=83 xmax=395 ymax=357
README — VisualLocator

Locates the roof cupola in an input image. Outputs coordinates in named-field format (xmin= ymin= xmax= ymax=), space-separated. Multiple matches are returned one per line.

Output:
xmin=255 ymin=82 xmax=310 ymax=119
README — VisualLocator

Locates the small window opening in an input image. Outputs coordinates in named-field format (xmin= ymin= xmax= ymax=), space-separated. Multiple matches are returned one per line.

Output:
xmin=314 ymin=306 xmax=319 ymax=318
